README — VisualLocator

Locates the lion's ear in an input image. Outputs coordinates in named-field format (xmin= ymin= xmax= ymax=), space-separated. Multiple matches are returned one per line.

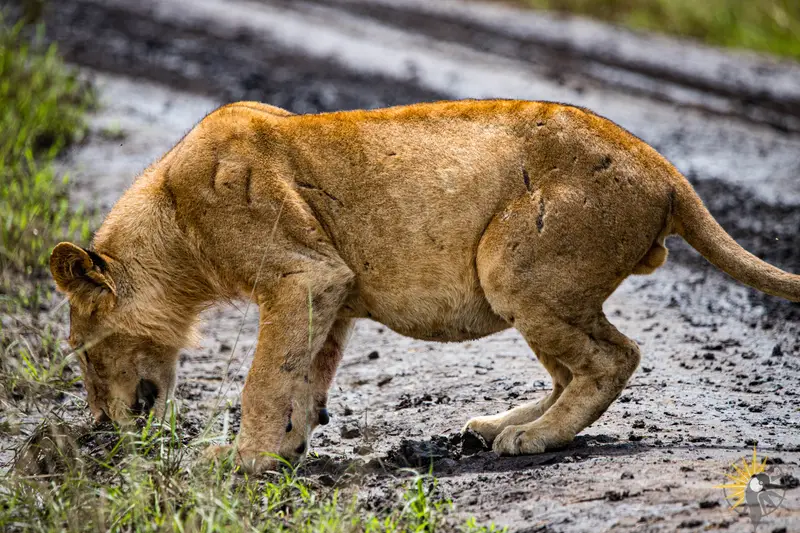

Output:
xmin=50 ymin=242 xmax=117 ymax=308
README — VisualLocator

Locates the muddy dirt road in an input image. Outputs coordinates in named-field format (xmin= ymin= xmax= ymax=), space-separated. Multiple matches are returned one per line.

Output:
xmin=9 ymin=0 xmax=800 ymax=530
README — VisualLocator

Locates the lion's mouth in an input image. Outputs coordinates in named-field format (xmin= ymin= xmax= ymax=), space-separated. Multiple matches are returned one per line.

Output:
xmin=133 ymin=378 xmax=159 ymax=415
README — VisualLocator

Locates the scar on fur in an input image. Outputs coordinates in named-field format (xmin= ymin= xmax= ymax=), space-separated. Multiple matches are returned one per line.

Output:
xmin=536 ymin=196 xmax=545 ymax=233
xmin=522 ymin=167 xmax=531 ymax=191
xmin=296 ymin=180 xmax=344 ymax=207
xmin=280 ymin=359 xmax=298 ymax=373
xmin=244 ymin=167 xmax=253 ymax=205
xmin=162 ymin=181 xmax=178 ymax=209
xmin=593 ymin=155 xmax=612 ymax=173
xmin=207 ymin=158 xmax=220 ymax=191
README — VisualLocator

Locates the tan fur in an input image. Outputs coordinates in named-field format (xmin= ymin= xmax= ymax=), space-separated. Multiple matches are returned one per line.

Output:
xmin=51 ymin=99 xmax=800 ymax=472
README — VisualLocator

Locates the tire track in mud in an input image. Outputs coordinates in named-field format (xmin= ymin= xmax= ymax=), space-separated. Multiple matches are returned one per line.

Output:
xmin=286 ymin=0 xmax=800 ymax=133
xmin=38 ymin=0 xmax=444 ymax=112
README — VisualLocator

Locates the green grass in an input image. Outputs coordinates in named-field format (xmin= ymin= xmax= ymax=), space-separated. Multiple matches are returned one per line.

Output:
xmin=0 ymin=12 xmax=93 ymax=448
xmin=508 ymin=0 xmax=800 ymax=61
xmin=0 ymin=16 xmax=93 ymax=311
xmin=0 ymin=320 xmax=79 ymax=407
xmin=1 ymin=410 xmax=506 ymax=533
xmin=0 ymin=341 xmax=507 ymax=532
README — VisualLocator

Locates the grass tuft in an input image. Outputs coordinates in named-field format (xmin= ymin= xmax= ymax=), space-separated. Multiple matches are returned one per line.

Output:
xmin=0 ymin=320 xmax=79 ymax=405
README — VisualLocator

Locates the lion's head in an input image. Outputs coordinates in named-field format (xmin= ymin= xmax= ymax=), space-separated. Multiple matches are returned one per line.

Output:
xmin=50 ymin=242 xmax=180 ymax=423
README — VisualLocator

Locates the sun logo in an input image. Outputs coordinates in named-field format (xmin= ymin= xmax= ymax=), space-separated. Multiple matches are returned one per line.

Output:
xmin=715 ymin=446 xmax=787 ymax=529
xmin=715 ymin=446 xmax=769 ymax=509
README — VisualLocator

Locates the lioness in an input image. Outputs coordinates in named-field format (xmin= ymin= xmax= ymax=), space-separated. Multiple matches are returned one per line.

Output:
xmin=51 ymin=100 xmax=800 ymax=472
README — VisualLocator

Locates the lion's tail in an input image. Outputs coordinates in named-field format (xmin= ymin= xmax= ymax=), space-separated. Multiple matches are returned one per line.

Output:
xmin=671 ymin=175 xmax=800 ymax=302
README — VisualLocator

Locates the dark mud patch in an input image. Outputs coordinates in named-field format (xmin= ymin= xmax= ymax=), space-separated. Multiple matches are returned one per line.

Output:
xmin=297 ymin=431 xmax=639 ymax=487
xmin=395 ymin=392 xmax=453 ymax=410
xmin=342 ymin=432 xmax=642 ymax=477
xmin=670 ymin=176 xmax=800 ymax=324
xmin=35 ymin=0 xmax=444 ymax=114
xmin=387 ymin=434 xmax=460 ymax=468
xmin=460 ymin=428 xmax=490 ymax=456
xmin=293 ymin=0 xmax=800 ymax=133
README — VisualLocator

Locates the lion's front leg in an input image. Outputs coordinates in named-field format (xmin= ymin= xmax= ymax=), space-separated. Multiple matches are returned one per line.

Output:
xmin=279 ymin=318 xmax=352 ymax=461
xmin=233 ymin=269 xmax=353 ymax=474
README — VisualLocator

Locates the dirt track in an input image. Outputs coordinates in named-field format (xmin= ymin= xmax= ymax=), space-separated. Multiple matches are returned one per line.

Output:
xmin=7 ymin=0 xmax=800 ymax=530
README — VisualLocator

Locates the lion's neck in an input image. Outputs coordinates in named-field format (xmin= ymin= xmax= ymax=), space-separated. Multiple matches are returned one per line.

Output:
xmin=93 ymin=173 xmax=220 ymax=348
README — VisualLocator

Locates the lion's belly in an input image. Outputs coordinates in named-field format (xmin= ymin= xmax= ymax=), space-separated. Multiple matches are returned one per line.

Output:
xmin=375 ymin=303 xmax=510 ymax=342
xmin=342 ymin=294 xmax=509 ymax=342
xmin=340 ymin=252 xmax=510 ymax=342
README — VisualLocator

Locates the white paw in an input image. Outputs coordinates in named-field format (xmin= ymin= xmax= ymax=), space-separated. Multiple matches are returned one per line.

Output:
xmin=491 ymin=425 xmax=546 ymax=456
xmin=463 ymin=415 xmax=504 ymax=445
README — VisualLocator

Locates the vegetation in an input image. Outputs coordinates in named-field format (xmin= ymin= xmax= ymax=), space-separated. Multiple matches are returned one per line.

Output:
xmin=0 ymin=408 xmax=505 ymax=532
xmin=0 ymin=17 xmax=93 ymax=311
xmin=509 ymin=0 xmax=800 ymax=61
xmin=0 ymin=14 xmax=92 ymax=476
xmin=0 ymin=9 xmax=92 ymax=454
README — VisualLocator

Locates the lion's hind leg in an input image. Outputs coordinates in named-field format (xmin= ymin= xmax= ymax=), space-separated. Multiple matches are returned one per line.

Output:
xmin=491 ymin=309 xmax=639 ymax=455
xmin=464 ymin=352 xmax=571 ymax=444
xmin=470 ymin=183 xmax=650 ymax=455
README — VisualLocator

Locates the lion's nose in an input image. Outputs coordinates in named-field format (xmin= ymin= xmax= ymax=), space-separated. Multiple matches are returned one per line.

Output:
xmin=134 ymin=378 xmax=159 ymax=414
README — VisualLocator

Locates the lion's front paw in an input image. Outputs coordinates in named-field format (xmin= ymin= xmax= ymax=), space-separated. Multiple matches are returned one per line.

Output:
xmin=491 ymin=425 xmax=547 ymax=456
xmin=200 ymin=445 xmax=282 ymax=475
xmin=463 ymin=415 xmax=505 ymax=445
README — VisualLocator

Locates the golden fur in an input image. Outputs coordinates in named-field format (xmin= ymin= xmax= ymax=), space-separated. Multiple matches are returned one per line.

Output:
xmin=51 ymin=99 xmax=800 ymax=472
